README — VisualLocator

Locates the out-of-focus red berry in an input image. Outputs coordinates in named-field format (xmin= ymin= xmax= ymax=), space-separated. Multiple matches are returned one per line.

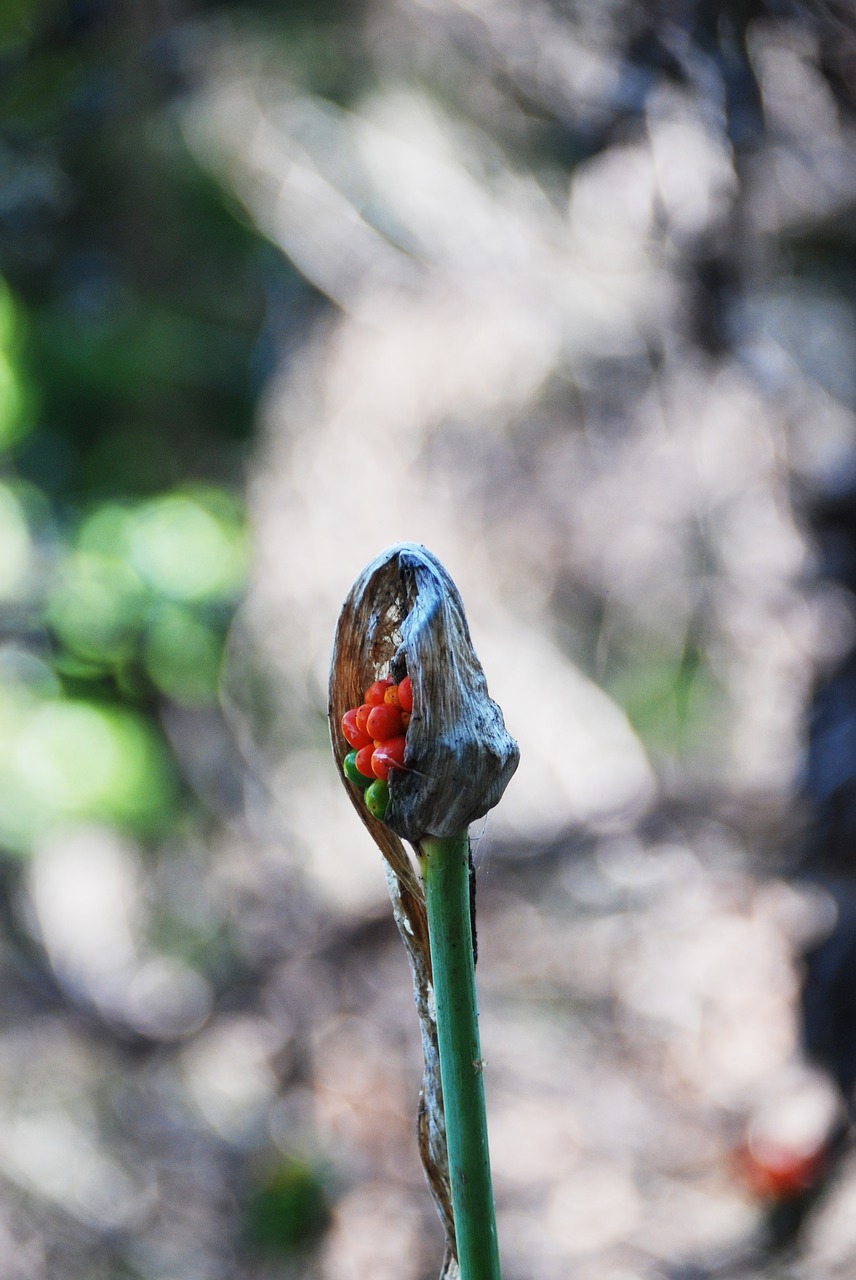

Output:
xmin=342 ymin=709 xmax=372 ymax=750
xmin=398 ymin=676 xmax=413 ymax=712
xmin=365 ymin=679 xmax=393 ymax=706
xmin=371 ymin=736 xmax=407 ymax=780
xmin=366 ymin=703 xmax=403 ymax=741
xmin=734 ymin=1140 xmax=826 ymax=1201
xmin=401 ymin=710 xmax=411 ymax=729
xmin=354 ymin=744 xmax=376 ymax=777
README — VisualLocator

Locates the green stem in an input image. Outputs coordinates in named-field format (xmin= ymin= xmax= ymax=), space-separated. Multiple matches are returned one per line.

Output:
xmin=420 ymin=833 xmax=502 ymax=1280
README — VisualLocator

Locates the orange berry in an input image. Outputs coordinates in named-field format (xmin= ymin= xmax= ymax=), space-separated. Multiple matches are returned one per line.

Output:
xmin=366 ymin=703 xmax=403 ymax=740
xmin=354 ymin=744 xmax=376 ymax=777
xmin=371 ymin=736 xmax=407 ymax=780
xmin=355 ymin=703 xmax=373 ymax=736
xmin=364 ymin=679 xmax=393 ymax=706
xmin=342 ymin=709 xmax=371 ymax=750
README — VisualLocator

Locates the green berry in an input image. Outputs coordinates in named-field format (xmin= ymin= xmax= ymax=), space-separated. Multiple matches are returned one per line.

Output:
xmin=343 ymin=749 xmax=373 ymax=789
xmin=365 ymin=778 xmax=390 ymax=820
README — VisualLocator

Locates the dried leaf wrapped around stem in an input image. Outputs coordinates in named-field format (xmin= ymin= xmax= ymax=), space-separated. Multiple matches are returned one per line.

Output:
xmin=329 ymin=543 xmax=518 ymax=1277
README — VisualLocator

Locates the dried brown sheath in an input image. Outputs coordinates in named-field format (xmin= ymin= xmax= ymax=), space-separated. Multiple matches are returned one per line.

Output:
xmin=329 ymin=543 xmax=519 ymax=1275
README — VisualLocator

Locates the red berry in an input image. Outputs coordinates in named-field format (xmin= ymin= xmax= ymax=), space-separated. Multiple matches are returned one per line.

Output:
xmin=355 ymin=703 xmax=373 ymax=736
xmin=343 ymin=750 xmax=373 ymax=789
xmin=365 ymin=679 xmax=393 ymax=706
xmin=398 ymin=676 xmax=413 ymax=713
xmin=366 ymin=703 xmax=403 ymax=740
xmin=342 ymin=709 xmax=371 ymax=750
xmin=354 ymin=744 xmax=376 ymax=777
xmin=401 ymin=710 xmax=411 ymax=729
xmin=371 ymin=736 xmax=407 ymax=780
xmin=734 ymin=1140 xmax=826 ymax=1201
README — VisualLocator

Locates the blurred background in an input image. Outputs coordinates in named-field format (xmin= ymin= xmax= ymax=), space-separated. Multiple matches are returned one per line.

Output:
xmin=3 ymin=1 xmax=856 ymax=1277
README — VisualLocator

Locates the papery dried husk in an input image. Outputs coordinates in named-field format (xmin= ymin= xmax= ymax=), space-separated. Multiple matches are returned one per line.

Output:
xmin=330 ymin=543 xmax=519 ymax=843
xmin=329 ymin=543 xmax=518 ymax=1276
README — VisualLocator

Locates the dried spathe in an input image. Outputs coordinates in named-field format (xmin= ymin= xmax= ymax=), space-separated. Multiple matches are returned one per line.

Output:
xmin=331 ymin=542 xmax=519 ymax=843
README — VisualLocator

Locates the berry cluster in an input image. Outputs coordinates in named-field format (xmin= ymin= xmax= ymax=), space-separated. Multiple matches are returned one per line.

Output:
xmin=341 ymin=676 xmax=413 ymax=821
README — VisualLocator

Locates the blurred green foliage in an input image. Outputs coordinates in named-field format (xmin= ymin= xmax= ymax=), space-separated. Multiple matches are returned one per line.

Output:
xmin=606 ymin=643 xmax=723 ymax=763
xmin=0 ymin=0 xmax=311 ymax=852
xmin=242 ymin=1157 xmax=330 ymax=1255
